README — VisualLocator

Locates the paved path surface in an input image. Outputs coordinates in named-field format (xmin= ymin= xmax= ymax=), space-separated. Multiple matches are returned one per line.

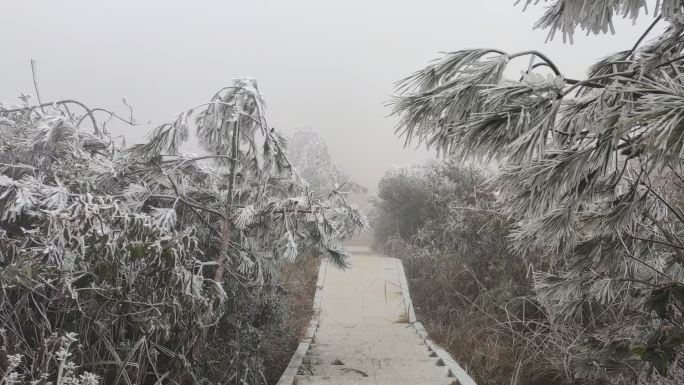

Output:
xmin=293 ymin=246 xmax=457 ymax=385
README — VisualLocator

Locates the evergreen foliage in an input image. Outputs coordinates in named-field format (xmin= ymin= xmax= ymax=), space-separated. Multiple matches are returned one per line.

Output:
xmin=392 ymin=1 xmax=684 ymax=381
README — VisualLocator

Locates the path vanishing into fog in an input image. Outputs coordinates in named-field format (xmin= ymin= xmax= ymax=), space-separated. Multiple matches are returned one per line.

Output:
xmin=288 ymin=246 xmax=472 ymax=385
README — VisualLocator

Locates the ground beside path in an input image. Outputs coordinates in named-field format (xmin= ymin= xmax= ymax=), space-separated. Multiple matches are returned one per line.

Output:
xmin=292 ymin=246 xmax=458 ymax=385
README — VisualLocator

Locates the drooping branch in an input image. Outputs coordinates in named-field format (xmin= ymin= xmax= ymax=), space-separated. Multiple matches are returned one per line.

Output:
xmin=1 ymin=100 xmax=101 ymax=135
xmin=76 ymin=107 xmax=137 ymax=128
xmin=509 ymin=50 xmax=563 ymax=75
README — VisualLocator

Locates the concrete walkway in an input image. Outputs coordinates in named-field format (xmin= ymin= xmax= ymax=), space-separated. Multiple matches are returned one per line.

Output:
xmin=292 ymin=247 xmax=460 ymax=385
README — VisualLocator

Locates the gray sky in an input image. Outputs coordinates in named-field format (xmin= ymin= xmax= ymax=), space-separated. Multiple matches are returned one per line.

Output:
xmin=1 ymin=0 xmax=651 ymax=194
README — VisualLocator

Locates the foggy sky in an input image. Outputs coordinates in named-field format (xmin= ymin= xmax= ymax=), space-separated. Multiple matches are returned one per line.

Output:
xmin=1 ymin=0 xmax=652 ymax=196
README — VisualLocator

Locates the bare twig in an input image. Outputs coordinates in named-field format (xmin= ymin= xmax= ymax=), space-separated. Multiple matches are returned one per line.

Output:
xmin=30 ymin=59 xmax=46 ymax=113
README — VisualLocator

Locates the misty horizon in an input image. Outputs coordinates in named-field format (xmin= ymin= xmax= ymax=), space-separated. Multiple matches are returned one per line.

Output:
xmin=2 ymin=0 xmax=653 ymax=194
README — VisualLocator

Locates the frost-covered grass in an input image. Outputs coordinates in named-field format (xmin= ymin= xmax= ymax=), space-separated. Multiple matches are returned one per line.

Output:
xmin=261 ymin=256 xmax=319 ymax=384
xmin=372 ymin=161 xmax=573 ymax=384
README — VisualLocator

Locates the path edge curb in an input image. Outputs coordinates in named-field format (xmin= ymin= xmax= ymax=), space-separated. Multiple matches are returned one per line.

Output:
xmin=275 ymin=259 xmax=327 ymax=385
xmin=395 ymin=258 xmax=478 ymax=385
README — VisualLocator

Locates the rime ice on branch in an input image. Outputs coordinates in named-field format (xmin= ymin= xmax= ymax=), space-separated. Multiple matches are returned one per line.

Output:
xmin=392 ymin=1 xmax=684 ymax=380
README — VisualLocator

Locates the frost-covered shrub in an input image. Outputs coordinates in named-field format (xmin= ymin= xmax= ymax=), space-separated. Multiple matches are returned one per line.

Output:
xmin=0 ymin=79 xmax=365 ymax=385
xmin=372 ymin=161 xmax=505 ymax=259
xmin=373 ymin=162 xmax=549 ymax=384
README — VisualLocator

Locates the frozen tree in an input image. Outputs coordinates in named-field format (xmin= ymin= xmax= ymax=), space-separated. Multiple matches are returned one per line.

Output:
xmin=0 ymin=78 xmax=366 ymax=385
xmin=371 ymin=161 xmax=493 ymax=251
xmin=392 ymin=1 xmax=684 ymax=381
xmin=285 ymin=126 xmax=366 ymax=194
xmin=130 ymin=78 xmax=366 ymax=270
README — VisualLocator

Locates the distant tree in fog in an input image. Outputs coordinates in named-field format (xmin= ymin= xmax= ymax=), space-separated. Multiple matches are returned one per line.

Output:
xmin=286 ymin=126 xmax=366 ymax=194
xmin=371 ymin=161 xmax=484 ymax=246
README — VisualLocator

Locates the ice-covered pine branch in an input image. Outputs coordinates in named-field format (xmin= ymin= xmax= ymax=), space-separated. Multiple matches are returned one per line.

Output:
xmin=392 ymin=3 xmax=684 ymax=379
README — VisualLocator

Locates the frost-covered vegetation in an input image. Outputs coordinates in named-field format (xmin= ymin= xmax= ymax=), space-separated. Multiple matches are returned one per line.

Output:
xmin=0 ymin=78 xmax=365 ymax=385
xmin=390 ymin=1 xmax=684 ymax=383
xmin=372 ymin=162 xmax=552 ymax=385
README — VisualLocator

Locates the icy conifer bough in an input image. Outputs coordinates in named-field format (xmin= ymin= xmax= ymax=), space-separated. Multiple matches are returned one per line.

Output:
xmin=393 ymin=1 xmax=684 ymax=382
xmin=0 ymin=78 xmax=366 ymax=385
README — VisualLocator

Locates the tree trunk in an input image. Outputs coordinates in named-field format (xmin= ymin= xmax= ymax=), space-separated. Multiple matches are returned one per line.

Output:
xmin=214 ymin=119 xmax=240 ymax=282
